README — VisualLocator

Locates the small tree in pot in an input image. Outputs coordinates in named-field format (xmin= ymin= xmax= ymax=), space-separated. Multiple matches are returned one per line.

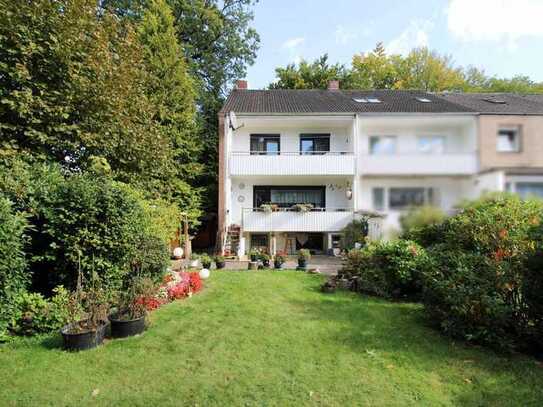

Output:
xmin=259 ymin=253 xmax=271 ymax=268
xmin=297 ymin=249 xmax=311 ymax=270
xmin=249 ymin=248 xmax=260 ymax=262
xmin=109 ymin=277 xmax=154 ymax=338
xmin=274 ymin=253 xmax=286 ymax=269
xmin=199 ymin=253 xmax=212 ymax=269
xmin=214 ymin=255 xmax=226 ymax=269
xmin=61 ymin=272 xmax=110 ymax=351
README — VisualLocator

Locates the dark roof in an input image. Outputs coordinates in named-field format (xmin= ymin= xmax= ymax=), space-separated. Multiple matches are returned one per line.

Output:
xmin=220 ymin=89 xmax=476 ymax=114
xmin=439 ymin=93 xmax=543 ymax=115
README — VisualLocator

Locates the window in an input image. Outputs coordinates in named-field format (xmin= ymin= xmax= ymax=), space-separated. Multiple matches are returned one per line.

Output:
xmin=369 ymin=136 xmax=396 ymax=155
xmin=389 ymin=188 xmax=426 ymax=209
xmin=416 ymin=97 xmax=432 ymax=103
xmin=253 ymin=186 xmax=325 ymax=208
xmin=497 ymin=127 xmax=520 ymax=152
xmin=516 ymin=183 xmax=543 ymax=199
xmin=251 ymin=234 xmax=268 ymax=250
xmin=353 ymin=97 xmax=368 ymax=103
xmin=250 ymin=134 xmax=280 ymax=155
xmin=372 ymin=188 xmax=385 ymax=211
xmin=367 ymin=98 xmax=381 ymax=103
xmin=300 ymin=134 xmax=330 ymax=155
xmin=417 ymin=136 xmax=445 ymax=154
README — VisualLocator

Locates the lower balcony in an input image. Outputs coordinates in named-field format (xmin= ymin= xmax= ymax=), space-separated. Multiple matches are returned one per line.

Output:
xmin=241 ymin=208 xmax=357 ymax=233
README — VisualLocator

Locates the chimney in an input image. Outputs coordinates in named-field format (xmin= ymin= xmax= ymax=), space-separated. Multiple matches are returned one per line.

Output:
xmin=235 ymin=80 xmax=248 ymax=90
xmin=328 ymin=80 xmax=340 ymax=91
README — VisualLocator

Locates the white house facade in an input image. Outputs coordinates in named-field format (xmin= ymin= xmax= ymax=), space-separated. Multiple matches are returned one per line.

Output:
xmin=218 ymin=82 xmax=543 ymax=257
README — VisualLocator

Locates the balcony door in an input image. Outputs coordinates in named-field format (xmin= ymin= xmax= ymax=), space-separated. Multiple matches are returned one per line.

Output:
xmin=253 ymin=186 xmax=326 ymax=208
xmin=300 ymin=134 xmax=330 ymax=155
xmin=250 ymin=134 xmax=280 ymax=155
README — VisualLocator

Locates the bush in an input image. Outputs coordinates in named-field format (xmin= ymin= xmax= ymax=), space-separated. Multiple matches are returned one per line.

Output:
xmin=9 ymin=287 xmax=70 ymax=336
xmin=399 ymin=205 xmax=446 ymax=234
xmin=0 ymin=197 xmax=29 ymax=340
xmin=340 ymin=218 xmax=368 ymax=250
xmin=342 ymin=240 xmax=428 ymax=299
xmin=418 ymin=194 xmax=543 ymax=351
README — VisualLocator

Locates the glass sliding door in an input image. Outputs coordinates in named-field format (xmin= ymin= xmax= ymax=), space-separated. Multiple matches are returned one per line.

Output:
xmin=253 ymin=186 xmax=326 ymax=208
xmin=299 ymin=134 xmax=330 ymax=155
xmin=250 ymin=134 xmax=280 ymax=155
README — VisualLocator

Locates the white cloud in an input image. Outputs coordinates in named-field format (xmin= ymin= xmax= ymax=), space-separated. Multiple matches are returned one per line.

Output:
xmin=282 ymin=37 xmax=305 ymax=49
xmin=335 ymin=25 xmax=357 ymax=45
xmin=386 ymin=20 xmax=433 ymax=55
xmin=447 ymin=0 xmax=543 ymax=47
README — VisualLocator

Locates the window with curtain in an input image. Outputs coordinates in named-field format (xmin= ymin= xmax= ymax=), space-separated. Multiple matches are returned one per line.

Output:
xmin=299 ymin=134 xmax=330 ymax=155
xmin=497 ymin=127 xmax=520 ymax=152
xmin=417 ymin=135 xmax=445 ymax=153
xmin=369 ymin=136 xmax=397 ymax=154
xmin=250 ymin=134 xmax=280 ymax=155
xmin=253 ymin=186 xmax=325 ymax=208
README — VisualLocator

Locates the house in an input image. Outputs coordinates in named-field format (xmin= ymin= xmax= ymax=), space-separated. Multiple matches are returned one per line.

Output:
xmin=218 ymin=80 xmax=543 ymax=257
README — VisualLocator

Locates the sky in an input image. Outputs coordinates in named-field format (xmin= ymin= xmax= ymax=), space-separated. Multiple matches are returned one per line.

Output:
xmin=244 ymin=0 xmax=543 ymax=89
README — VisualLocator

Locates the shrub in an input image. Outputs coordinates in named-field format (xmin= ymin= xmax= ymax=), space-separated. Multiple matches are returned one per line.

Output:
xmin=298 ymin=249 xmax=311 ymax=261
xmin=199 ymin=253 xmax=212 ymax=268
xmin=131 ymin=235 xmax=170 ymax=279
xmin=399 ymin=205 xmax=446 ymax=234
xmin=0 ymin=197 xmax=29 ymax=340
xmin=10 ymin=287 xmax=70 ymax=336
xmin=421 ymin=247 xmax=521 ymax=350
xmin=342 ymin=240 xmax=428 ymax=299
xmin=340 ymin=218 xmax=369 ymax=250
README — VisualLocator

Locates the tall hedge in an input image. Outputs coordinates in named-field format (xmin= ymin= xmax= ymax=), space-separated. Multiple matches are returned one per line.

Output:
xmin=0 ymin=197 xmax=28 ymax=339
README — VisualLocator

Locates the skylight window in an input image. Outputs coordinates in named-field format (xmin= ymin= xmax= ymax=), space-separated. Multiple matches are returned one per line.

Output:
xmin=483 ymin=97 xmax=507 ymax=104
xmin=367 ymin=98 xmax=381 ymax=103
xmin=416 ymin=97 xmax=432 ymax=103
xmin=353 ymin=97 xmax=368 ymax=103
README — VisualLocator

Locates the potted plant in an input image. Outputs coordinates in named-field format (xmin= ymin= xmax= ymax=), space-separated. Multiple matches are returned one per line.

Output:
xmin=259 ymin=253 xmax=271 ymax=268
xmin=249 ymin=248 xmax=260 ymax=262
xmin=61 ymin=273 xmax=110 ymax=351
xmin=260 ymin=203 xmax=273 ymax=213
xmin=214 ymin=255 xmax=226 ymax=269
xmin=274 ymin=253 xmax=286 ymax=269
xmin=199 ymin=253 xmax=212 ymax=269
xmin=189 ymin=253 xmax=200 ymax=268
xmin=297 ymin=249 xmax=311 ymax=270
xmin=291 ymin=203 xmax=314 ymax=212
xmin=109 ymin=277 xmax=152 ymax=338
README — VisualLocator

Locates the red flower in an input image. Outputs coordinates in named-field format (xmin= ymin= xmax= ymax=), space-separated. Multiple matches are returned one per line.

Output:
xmin=498 ymin=229 xmax=508 ymax=239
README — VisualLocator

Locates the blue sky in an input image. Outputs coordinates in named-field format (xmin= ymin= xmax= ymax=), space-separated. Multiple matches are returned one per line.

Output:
xmin=245 ymin=0 xmax=543 ymax=89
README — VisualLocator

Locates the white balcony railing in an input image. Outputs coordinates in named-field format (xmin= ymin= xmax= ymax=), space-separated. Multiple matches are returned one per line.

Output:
xmin=229 ymin=151 xmax=355 ymax=176
xmin=241 ymin=207 xmax=359 ymax=232
xmin=359 ymin=153 xmax=477 ymax=175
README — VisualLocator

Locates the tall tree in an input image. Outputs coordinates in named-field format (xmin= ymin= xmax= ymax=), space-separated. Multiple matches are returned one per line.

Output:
xmin=350 ymin=43 xmax=400 ymax=89
xmin=138 ymin=0 xmax=203 ymax=223
xmin=269 ymin=54 xmax=352 ymax=89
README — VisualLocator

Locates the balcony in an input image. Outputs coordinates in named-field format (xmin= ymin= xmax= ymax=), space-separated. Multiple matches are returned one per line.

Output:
xmin=359 ymin=153 xmax=477 ymax=175
xmin=241 ymin=207 xmax=358 ymax=232
xmin=229 ymin=151 xmax=355 ymax=176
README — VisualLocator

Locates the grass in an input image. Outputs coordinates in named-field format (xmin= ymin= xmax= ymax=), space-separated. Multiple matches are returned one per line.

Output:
xmin=1 ymin=271 xmax=542 ymax=406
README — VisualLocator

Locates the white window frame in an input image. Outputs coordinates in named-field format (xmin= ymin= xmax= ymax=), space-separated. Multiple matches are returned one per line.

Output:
xmin=497 ymin=126 xmax=521 ymax=153
xmin=369 ymin=135 xmax=397 ymax=155
xmin=417 ymin=135 xmax=446 ymax=154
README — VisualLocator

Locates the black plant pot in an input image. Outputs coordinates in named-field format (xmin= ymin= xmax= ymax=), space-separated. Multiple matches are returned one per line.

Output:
xmin=274 ymin=261 xmax=283 ymax=269
xmin=61 ymin=322 xmax=108 ymax=351
xmin=109 ymin=315 xmax=146 ymax=338
xmin=202 ymin=262 xmax=211 ymax=269
xmin=297 ymin=259 xmax=307 ymax=270
xmin=216 ymin=261 xmax=226 ymax=269
xmin=250 ymin=255 xmax=258 ymax=262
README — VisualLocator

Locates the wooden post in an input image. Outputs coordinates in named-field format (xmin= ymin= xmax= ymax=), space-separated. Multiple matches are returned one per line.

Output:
xmin=183 ymin=213 xmax=191 ymax=260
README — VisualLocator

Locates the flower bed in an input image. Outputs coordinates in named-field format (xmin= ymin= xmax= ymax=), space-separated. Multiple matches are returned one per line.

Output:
xmin=136 ymin=270 xmax=203 ymax=312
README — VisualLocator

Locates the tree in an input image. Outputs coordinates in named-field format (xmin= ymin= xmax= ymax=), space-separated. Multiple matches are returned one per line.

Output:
xmin=350 ymin=42 xmax=401 ymax=89
xmin=269 ymin=54 xmax=352 ymax=89
xmin=138 ymin=0 xmax=203 ymax=224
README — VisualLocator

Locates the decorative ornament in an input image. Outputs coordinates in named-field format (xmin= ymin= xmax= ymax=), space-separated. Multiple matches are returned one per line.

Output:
xmin=238 ymin=195 xmax=245 ymax=203
xmin=199 ymin=268 xmax=210 ymax=279
xmin=346 ymin=188 xmax=353 ymax=200
xmin=172 ymin=247 xmax=183 ymax=259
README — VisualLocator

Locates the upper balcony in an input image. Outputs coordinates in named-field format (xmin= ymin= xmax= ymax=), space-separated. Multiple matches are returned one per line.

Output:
xmin=229 ymin=151 xmax=356 ymax=176
xmin=359 ymin=153 xmax=477 ymax=175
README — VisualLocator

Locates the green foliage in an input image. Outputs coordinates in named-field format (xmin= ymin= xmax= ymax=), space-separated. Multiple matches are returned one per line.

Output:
xmin=298 ymin=249 xmax=311 ymax=261
xmin=9 ymin=286 xmax=70 ymax=336
xmin=399 ymin=205 xmax=446 ymax=234
xmin=270 ymin=42 xmax=543 ymax=94
xmin=0 ymin=197 xmax=29 ymax=340
xmin=270 ymin=54 xmax=353 ymax=89
xmin=343 ymin=240 xmax=428 ymax=299
xmin=199 ymin=253 xmax=212 ymax=268
xmin=340 ymin=218 xmax=369 ymax=250
xmin=415 ymin=193 xmax=543 ymax=350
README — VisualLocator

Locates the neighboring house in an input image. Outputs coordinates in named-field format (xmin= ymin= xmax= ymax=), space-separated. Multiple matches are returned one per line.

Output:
xmin=218 ymin=81 xmax=543 ymax=257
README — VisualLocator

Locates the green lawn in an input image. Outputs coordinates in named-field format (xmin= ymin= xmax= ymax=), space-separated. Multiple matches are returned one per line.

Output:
xmin=1 ymin=271 xmax=542 ymax=406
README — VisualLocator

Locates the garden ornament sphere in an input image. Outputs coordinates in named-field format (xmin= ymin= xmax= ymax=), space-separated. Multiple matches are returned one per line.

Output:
xmin=199 ymin=268 xmax=210 ymax=279
xmin=173 ymin=247 xmax=183 ymax=259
